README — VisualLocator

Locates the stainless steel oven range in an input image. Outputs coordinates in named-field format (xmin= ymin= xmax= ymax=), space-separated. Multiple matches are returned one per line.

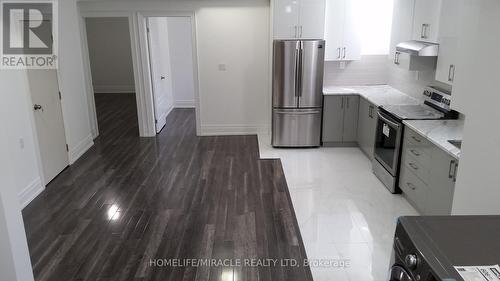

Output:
xmin=373 ymin=86 xmax=458 ymax=193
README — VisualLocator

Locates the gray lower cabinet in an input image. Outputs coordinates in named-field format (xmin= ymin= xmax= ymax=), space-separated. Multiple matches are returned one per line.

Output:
xmin=322 ymin=96 xmax=344 ymax=143
xmin=427 ymin=146 xmax=458 ymax=215
xmin=357 ymin=97 xmax=377 ymax=160
xmin=399 ymin=127 xmax=458 ymax=215
xmin=322 ymin=95 xmax=359 ymax=145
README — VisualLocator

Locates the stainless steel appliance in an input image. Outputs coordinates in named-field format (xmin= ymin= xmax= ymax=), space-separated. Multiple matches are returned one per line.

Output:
xmin=373 ymin=86 xmax=458 ymax=193
xmin=272 ymin=40 xmax=325 ymax=147
xmin=389 ymin=216 xmax=500 ymax=281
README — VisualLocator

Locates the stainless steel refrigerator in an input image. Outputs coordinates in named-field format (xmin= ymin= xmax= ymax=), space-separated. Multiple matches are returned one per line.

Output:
xmin=272 ymin=39 xmax=325 ymax=147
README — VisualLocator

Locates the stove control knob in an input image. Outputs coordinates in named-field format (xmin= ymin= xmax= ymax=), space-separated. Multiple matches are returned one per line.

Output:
xmin=405 ymin=254 xmax=418 ymax=270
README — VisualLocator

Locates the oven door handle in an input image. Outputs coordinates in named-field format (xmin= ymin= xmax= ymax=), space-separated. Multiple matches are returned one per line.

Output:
xmin=377 ymin=111 xmax=400 ymax=129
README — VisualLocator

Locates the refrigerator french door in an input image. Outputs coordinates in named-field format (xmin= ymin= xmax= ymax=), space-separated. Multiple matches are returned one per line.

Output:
xmin=272 ymin=39 xmax=325 ymax=147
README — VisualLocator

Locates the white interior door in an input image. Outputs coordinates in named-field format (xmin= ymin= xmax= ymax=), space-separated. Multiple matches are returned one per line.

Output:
xmin=147 ymin=17 xmax=174 ymax=133
xmin=27 ymin=70 xmax=68 ymax=185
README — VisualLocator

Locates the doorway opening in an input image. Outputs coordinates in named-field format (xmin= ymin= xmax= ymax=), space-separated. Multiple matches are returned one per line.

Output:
xmin=144 ymin=16 xmax=197 ymax=133
xmin=84 ymin=17 xmax=139 ymax=142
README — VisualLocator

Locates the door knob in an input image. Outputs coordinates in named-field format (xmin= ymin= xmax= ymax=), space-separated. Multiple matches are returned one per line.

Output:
xmin=161 ymin=76 xmax=166 ymax=80
xmin=34 ymin=104 xmax=43 ymax=111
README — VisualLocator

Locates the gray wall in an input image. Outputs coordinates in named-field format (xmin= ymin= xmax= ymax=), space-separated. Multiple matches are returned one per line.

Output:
xmin=85 ymin=17 xmax=135 ymax=94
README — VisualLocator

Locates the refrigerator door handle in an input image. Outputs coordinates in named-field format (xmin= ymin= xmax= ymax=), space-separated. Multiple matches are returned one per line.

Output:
xmin=294 ymin=43 xmax=300 ymax=98
xmin=297 ymin=41 xmax=304 ymax=97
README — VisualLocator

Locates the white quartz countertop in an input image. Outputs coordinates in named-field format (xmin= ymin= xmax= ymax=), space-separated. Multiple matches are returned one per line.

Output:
xmin=403 ymin=120 xmax=464 ymax=159
xmin=323 ymin=85 xmax=420 ymax=107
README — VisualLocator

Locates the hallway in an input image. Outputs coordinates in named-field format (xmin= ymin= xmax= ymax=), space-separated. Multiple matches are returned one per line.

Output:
xmin=21 ymin=98 xmax=312 ymax=281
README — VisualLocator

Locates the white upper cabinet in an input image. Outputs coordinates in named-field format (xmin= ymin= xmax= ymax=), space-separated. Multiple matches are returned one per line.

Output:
xmin=324 ymin=0 xmax=361 ymax=61
xmin=299 ymin=0 xmax=326 ymax=39
xmin=324 ymin=0 xmax=345 ymax=60
xmin=342 ymin=0 xmax=361 ymax=60
xmin=273 ymin=0 xmax=325 ymax=39
xmin=273 ymin=0 xmax=300 ymax=39
xmin=389 ymin=0 xmax=415 ymax=58
xmin=435 ymin=0 xmax=459 ymax=85
xmin=412 ymin=0 xmax=442 ymax=43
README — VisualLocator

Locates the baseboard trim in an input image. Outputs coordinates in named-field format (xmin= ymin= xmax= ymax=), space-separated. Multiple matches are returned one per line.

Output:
xmin=175 ymin=100 xmax=195 ymax=108
xmin=322 ymin=141 xmax=358 ymax=147
xmin=19 ymin=177 xmax=44 ymax=209
xmin=200 ymin=124 xmax=269 ymax=136
xmin=69 ymin=134 xmax=94 ymax=164
xmin=93 ymin=85 xmax=135 ymax=94
xmin=166 ymin=105 xmax=174 ymax=118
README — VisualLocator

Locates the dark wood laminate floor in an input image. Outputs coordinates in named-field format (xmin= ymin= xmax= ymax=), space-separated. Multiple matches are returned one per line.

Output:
xmin=22 ymin=93 xmax=313 ymax=281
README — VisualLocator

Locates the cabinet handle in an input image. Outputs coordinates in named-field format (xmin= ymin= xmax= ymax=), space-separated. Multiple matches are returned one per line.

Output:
xmin=410 ymin=149 xmax=421 ymax=157
xmin=368 ymin=106 xmax=373 ymax=118
xmin=448 ymin=160 xmax=456 ymax=179
xmin=421 ymin=24 xmax=429 ymax=39
xmin=341 ymin=97 xmax=345 ymax=109
xmin=411 ymin=136 xmax=422 ymax=143
xmin=448 ymin=65 xmax=455 ymax=82
xmin=409 ymin=162 xmax=419 ymax=170
xmin=406 ymin=182 xmax=417 ymax=190
xmin=337 ymin=48 xmax=341 ymax=59
xmin=299 ymin=25 xmax=303 ymax=37
xmin=394 ymin=52 xmax=400 ymax=65
xmin=342 ymin=47 xmax=346 ymax=59
xmin=453 ymin=162 xmax=458 ymax=182
xmin=294 ymin=25 xmax=297 ymax=38
xmin=346 ymin=97 xmax=350 ymax=108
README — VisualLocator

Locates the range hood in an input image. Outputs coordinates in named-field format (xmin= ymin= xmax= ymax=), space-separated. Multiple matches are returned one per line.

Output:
xmin=396 ymin=40 xmax=439 ymax=56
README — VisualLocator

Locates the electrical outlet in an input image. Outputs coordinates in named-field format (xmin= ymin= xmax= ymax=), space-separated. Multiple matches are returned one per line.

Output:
xmin=218 ymin=64 xmax=227 ymax=71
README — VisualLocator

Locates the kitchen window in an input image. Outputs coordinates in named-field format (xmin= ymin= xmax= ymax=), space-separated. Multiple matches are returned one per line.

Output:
xmin=357 ymin=0 xmax=395 ymax=55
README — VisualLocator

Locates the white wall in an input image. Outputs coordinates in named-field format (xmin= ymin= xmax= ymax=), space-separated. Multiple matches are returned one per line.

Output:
xmin=450 ymin=0 xmax=500 ymax=215
xmin=0 ymin=70 xmax=44 ymax=208
xmin=196 ymin=6 xmax=269 ymax=135
xmin=85 ymin=17 xmax=136 ymax=94
xmin=167 ymin=17 xmax=195 ymax=108
xmin=0 ymin=145 xmax=34 ymax=281
xmin=79 ymin=0 xmax=271 ymax=136
xmin=0 ymin=70 xmax=36 ymax=281
xmin=59 ymin=0 xmax=94 ymax=163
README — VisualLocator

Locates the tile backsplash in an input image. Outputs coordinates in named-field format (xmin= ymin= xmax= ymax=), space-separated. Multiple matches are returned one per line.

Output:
xmin=323 ymin=54 xmax=451 ymax=101
xmin=323 ymin=55 xmax=389 ymax=86
xmin=387 ymin=62 xmax=436 ymax=101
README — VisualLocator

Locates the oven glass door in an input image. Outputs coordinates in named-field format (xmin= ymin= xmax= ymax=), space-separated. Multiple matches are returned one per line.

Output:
xmin=374 ymin=111 xmax=402 ymax=176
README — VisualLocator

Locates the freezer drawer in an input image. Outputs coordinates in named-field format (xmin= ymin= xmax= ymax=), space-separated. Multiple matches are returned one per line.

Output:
xmin=272 ymin=109 xmax=322 ymax=147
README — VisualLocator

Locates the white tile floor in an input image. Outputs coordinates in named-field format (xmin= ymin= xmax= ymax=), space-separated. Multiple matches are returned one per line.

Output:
xmin=257 ymin=134 xmax=419 ymax=281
